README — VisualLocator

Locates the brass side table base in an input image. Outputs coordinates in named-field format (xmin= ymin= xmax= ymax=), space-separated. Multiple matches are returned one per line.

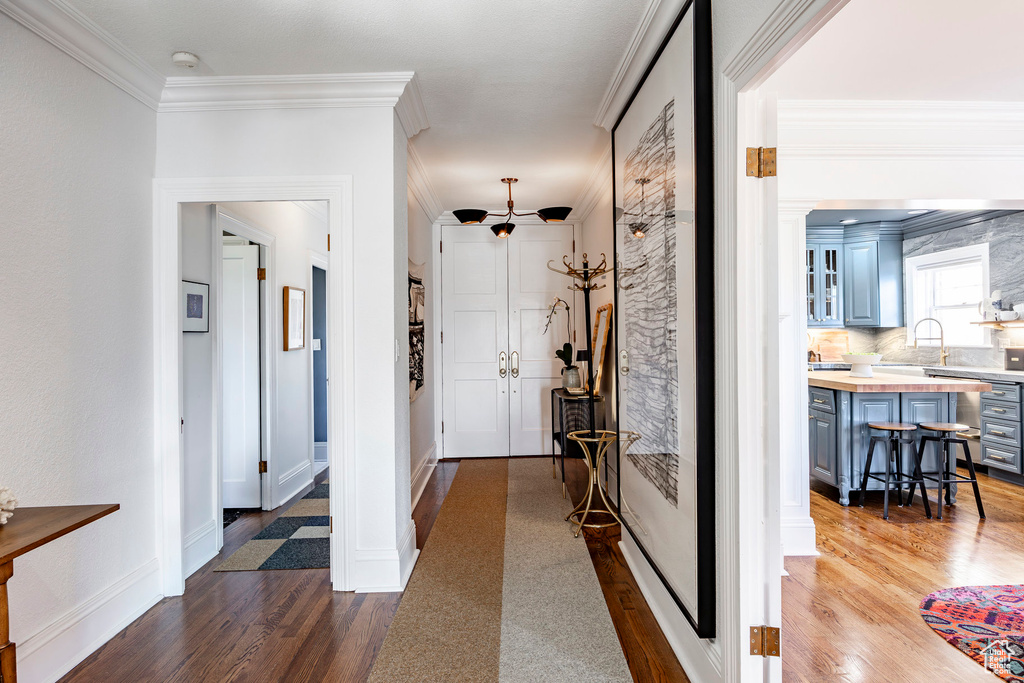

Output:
xmin=565 ymin=430 xmax=627 ymax=537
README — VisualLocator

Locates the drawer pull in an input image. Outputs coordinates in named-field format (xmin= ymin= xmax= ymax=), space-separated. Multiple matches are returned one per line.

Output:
xmin=987 ymin=454 xmax=1010 ymax=462
xmin=992 ymin=408 xmax=1007 ymax=413
xmin=992 ymin=391 xmax=1006 ymax=396
xmin=813 ymin=398 xmax=826 ymax=404
xmin=990 ymin=430 xmax=1008 ymax=437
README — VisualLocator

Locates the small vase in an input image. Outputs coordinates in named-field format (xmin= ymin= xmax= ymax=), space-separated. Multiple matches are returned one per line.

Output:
xmin=562 ymin=365 xmax=582 ymax=389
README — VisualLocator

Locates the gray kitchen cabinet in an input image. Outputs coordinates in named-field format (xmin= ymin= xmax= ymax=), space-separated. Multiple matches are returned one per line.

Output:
xmin=806 ymin=242 xmax=843 ymax=328
xmin=809 ymin=406 xmax=839 ymax=486
xmin=843 ymin=237 xmax=904 ymax=327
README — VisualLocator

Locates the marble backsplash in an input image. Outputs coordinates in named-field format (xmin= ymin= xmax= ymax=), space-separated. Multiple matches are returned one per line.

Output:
xmin=843 ymin=212 xmax=1024 ymax=368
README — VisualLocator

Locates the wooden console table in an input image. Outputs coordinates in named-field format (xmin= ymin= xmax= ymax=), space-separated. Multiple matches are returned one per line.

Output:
xmin=0 ymin=504 xmax=119 ymax=683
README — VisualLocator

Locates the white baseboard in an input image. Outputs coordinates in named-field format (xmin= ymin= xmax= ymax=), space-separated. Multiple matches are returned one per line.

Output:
xmin=781 ymin=516 xmax=819 ymax=557
xmin=313 ymin=441 xmax=328 ymax=462
xmin=619 ymin=536 xmax=723 ymax=683
xmin=277 ymin=460 xmax=313 ymax=507
xmin=410 ymin=441 xmax=437 ymax=510
xmin=352 ymin=520 xmax=419 ymax=593
xmin=18 ymin=558 xmax=163 ymax=683
xmin=183 ymin=519 xmax=219 ymax=578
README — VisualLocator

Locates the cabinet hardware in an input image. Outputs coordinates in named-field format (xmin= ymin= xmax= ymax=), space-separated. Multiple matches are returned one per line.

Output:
xmin=987 ymin=454 xmax=1010 ymax=462
xmin=992 ymin=408 xmax=1007 ymax=413
xmin=992 ymin=391 xmax=1006 ymax=396
xmin=813 ymin=398 xmax=826 ymax=404
xmin=990 ymin=430 xmax=1008 ymax=437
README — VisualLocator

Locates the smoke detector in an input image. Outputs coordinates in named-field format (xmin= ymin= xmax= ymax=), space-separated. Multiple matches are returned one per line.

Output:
xmin=171 ymin=51 xmax=200 ymax=68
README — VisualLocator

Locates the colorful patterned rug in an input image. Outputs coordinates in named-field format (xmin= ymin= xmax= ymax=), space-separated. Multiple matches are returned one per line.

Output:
xmin=215 ymin=482 xmax=329 ymax=571
xmin=921 ymin=585 xmax=1024 ymax=681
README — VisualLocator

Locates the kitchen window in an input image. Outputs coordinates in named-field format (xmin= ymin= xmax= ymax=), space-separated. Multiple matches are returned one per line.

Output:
xmin=905 ymin=243 xmax=990 ymax=347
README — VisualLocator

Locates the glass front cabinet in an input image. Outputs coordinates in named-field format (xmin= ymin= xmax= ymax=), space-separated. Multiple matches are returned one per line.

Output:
xmin=806 ymin=241 xmax=843 ymax=327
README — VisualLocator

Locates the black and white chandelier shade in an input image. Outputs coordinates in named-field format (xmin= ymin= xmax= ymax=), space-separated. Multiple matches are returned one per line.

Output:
xmin=453 ymin=178 xmax=572 ymax=239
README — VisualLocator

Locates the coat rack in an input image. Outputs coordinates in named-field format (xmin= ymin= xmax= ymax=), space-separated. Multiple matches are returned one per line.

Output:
xmin=547 ymin=253 xmax=609 ymax=437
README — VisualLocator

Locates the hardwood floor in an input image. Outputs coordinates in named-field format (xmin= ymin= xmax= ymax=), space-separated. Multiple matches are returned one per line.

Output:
xmin=61 ymin=458 xmax=683 ymax=682
xmin=783 ymin=467 xmax=1022 ymax=682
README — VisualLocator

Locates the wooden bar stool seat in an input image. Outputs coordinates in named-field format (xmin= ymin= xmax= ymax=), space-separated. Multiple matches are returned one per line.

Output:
xmin=917 ymin=423 xmax=985 ymax=520
xmin=859 ymin=423 xmax=932 ymax=520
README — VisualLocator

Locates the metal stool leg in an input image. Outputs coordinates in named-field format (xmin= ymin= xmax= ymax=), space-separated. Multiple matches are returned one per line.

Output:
xmin=907 ymin=438 xmax=931 ymax=519
xmin=859 ymin=436 xmax=880 ymax=507
xmin=883 ymin=436 xmax=893 ymax=520
xmin=893 ymin=434 xmax=905 ymax=507
xmin=955 ymin=438 xmax=986 ymax=519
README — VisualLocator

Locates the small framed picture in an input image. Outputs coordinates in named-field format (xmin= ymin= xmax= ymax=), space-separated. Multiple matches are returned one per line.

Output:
xmin=284 ymin=286 xmax=306 ymax=351
xmin=182 ymin=280 xmax=210 ymax=333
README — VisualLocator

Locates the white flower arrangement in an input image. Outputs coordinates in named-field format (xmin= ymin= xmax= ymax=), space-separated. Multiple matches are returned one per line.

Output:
xmin=0 ymin=487 xmax=17 ymax=525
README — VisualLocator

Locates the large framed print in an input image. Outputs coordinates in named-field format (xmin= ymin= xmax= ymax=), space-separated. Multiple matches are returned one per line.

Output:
xmin=612 ymin=0 xmax=715 ymax=638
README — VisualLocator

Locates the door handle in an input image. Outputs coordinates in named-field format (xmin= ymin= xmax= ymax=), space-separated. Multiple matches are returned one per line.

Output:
xmin=499 ymin=351 xmax=507 ymax=378
xmin=619 ymin=349 xmax=630 ymax=375
xmin=510 ymin=351 xmax=519 ymax=378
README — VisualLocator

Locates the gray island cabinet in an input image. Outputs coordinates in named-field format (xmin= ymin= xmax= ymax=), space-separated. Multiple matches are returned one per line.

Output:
xmin=808 ymin=371 xmax=992 ymax=505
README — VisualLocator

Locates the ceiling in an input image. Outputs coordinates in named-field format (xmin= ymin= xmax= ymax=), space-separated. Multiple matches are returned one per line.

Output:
xmin=763 ymin=0 xmax=1024 ymax=100
xmin=806 ymin=209 xmax=937 ymax=227
xmin=66 ymin=0 xmax=650 ymax=212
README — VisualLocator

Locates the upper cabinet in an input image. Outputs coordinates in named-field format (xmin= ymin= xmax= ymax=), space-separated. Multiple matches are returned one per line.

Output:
xmin=806 ymin=225 xmax=904 ymax=329
xmin=806 ymin=242 xmax=843 ymax=327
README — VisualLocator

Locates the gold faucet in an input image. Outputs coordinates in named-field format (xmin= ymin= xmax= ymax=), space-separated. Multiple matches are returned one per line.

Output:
xmin=913 ymin=317 xmax=950 ymax=366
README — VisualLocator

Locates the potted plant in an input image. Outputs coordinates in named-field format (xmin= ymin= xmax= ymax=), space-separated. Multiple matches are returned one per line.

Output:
xmin=556 ymin=342 xmax=582 ymax=389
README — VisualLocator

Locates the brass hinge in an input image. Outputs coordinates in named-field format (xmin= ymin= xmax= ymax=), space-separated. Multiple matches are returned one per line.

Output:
xmin=330 ymin=516 xmax=333 ymax=533
xmin=440 ymin=240 xmax=443 ymax=253
xmin=572 ymin=239 xmax=576 ymax=253
xmin=327 ymin=234 xmax=331 ymax=251
xmin=746 ymin=147 xmax=777 ymax=178
xmin=441 ymin=421 xmax=444 ymax=434
xmin=258 ymin=460 xmax=268 ymax=474
xmin=257 ymin=268 xmax=266 ymax=281
xmin=440 ymin=331 xmax=443 ymax=343
xmin=750 ymin=626 xmax=781 ymax=657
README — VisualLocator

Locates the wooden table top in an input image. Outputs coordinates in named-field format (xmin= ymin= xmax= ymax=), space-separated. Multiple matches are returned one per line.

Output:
xmin=808 ymin=371 xmax=993 ymax=394
xmin=0 ymin=505 xmax=119 ymax=565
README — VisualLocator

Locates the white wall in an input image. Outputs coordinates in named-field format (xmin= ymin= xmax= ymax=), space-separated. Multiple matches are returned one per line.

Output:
xmin=408 ymin=190 xmax=437 ymax=508
xmin=180 ymin=203 xmax=217 ymax=574
xmin=0 ymin=13 xmax=162 ymax=683
xmin=156 ymin=104 xmax=415 ymax=589
xmin=218 ymin=201 xmax=329 ymax=506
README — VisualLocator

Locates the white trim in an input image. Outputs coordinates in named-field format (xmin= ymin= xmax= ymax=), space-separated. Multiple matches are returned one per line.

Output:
xmin=411 ymin=441 xmax=437 ymax=510
xmin=294 ymin=200 xmax=330 ymax=226
xmin=780 ymin=518 xmax=819 ymax=557
xmin=351 ymin=519 xmax=419 ymax=592
xmin=432 ymin=221 xmax=445 ymax=460
xmin=309 ymin=250 xmax=330 ymax=486
xmin=314 ymin=441 xmax=329 ymax=461
xmin=570 ymin=143 xmax=613 ymax=223
xmin=0 ymin=0 xmax=165 ymax=110
xmin=778 ymin=99 xmax=1024 ymax=131
xmin=183 ymin=519 xmax=219 ymax=578
xmin=904 ymin=242 xmax=992 ymax=348
xmin=16 ymin=559 xmax=162 ymax=683
xmin=153 ymin=176 xmax=356 ymax=595
xmin=278 ymin=460 xmax=314 ymax=503
xmin=408 ymin=143 xmax=444 ymax=222
xmin=158 ymin=72 xmax=430 ymax=138
xmin=782 ymin=144 xmax=1024 ymax=161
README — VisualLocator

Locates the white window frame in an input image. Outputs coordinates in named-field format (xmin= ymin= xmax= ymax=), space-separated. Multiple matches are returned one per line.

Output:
xmin=905 ymin=243 xmax=991 ymax=348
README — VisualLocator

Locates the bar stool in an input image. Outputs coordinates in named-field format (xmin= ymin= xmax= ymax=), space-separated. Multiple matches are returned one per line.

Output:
xmin=916 ymin=422 xmax=985 ymax=520
xmin=858 ymin=422 xmax=931 ymax=520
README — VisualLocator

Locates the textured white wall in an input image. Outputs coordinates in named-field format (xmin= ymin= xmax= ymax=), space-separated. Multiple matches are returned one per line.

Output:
xmin=0 ymin=13 xmax=160 ymax=681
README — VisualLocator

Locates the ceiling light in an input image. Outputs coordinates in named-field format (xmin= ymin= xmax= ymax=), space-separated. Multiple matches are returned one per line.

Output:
xmin=839 ymin=218 xmax=859 ymax=224
xmin=171 ymin=51 xmax=200 ymax=68
xmin=907 ymin=210 xmax=929 ymax=215
xmin=454 ymin=178 xmax=572 ymax=238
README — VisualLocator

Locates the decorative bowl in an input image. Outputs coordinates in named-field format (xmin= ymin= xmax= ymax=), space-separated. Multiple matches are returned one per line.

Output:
xmin=841 ymin=353 xmax=884 ymax=378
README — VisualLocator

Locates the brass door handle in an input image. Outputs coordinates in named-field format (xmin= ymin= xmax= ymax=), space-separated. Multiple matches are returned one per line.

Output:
xmin=499 ymin=351 xmax=507 ymax=378
xmin=510 ymin=351 xmax=519 ymax=378
xmin=620 ymin=349 xmax=630 ymax=375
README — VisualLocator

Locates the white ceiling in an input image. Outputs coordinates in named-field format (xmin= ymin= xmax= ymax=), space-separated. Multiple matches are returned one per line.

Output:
xmin=66 ymin=0 xmax=650 ymax=212
xmin=763 ymin=0 xmax=1024 ymax=101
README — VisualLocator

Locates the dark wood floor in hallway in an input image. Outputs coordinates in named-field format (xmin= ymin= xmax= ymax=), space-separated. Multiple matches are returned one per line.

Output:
xmin=61 ymin=458 xmax=686 ymax=682
xmin=783 ymin=467 xmax=1023 ymax=682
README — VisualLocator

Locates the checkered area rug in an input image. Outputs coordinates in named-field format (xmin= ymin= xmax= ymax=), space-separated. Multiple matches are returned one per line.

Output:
xmin=215 ymin=482 xmax=329 ymax=571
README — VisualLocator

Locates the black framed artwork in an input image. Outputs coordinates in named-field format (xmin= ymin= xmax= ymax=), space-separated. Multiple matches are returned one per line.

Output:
xmin=182 ymin=280 xmax=210 ymax=333
xmin=612 ymin=0 xmax=716 ymax=638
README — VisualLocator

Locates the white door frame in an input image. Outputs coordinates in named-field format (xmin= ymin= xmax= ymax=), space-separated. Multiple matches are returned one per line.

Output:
xmin=309 ymin=251 xmax=329 ymax=474
xmin=216 ymin=208 xmax=277 ymax=514
xmin=153 ymin=176 xmax=355 ymax=596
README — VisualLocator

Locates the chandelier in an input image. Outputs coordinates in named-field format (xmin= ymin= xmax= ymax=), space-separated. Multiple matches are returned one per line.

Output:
xmin=623 ymin=177 xmax=651 ymax=239
xmin=453 ymin=178 xmax=572 ymax=238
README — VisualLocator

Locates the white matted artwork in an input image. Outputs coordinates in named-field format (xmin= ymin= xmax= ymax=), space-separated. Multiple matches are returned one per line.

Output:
xmin=284 ymin=286 xmax=305 ymax=351
xmin=409 ymin=258 xmax=426 ymax=401
xmin=182 ymin=280 xmax=210 ymax=333
xmin=613 ymin=0 xmax=715 ymax=638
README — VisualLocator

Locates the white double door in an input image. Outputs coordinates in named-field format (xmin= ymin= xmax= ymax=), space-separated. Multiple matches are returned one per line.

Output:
xmin=442 ymin=223 xmax=575 ymax=457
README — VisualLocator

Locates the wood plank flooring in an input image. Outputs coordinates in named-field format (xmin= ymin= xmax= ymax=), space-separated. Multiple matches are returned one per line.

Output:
xmin=61 ymin=458 xmax=684 ymax=682
xmin=783 ymin=467 xmax=1022 ymax=682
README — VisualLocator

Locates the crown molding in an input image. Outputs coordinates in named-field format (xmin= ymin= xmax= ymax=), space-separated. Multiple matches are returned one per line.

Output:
xmin=0 ymin=0 xmax=165 ymax=110
xmin=901 ymin=210 xmax=1018 ymax=239
xmin=159 ymin=72 xmax=430 ymax=135
xmin=594 ymin=0 xmax=684 ymax=131
xmin=407 ymin=143 xmax=444 ymax=222
xmin=570 ymin=143 xmax=613 ymax=223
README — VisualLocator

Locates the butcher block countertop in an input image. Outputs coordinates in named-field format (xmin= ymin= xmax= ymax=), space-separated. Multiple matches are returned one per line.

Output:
xmin=808 ymin=370 xmax=993 ymax=393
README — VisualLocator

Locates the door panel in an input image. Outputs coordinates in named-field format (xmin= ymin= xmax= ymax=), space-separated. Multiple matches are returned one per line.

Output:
xmin=507 ymin=224 xmax=575 ymax=455
xmin=844 ymin=241 xmax=879 ymax=326
xmin=222 ymin=244 xmax=262 ymax=508
xmin=442 ymin=228 xmax=510 ymax=457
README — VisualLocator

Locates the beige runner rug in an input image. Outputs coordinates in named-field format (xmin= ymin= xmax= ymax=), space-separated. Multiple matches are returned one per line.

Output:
xmin=368 ymin=458 xmax=509 ymax=682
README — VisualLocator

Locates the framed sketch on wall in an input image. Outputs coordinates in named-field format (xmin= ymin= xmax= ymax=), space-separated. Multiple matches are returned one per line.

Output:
xmin=612 ymin=0 xmax=715 ymax=638
xmin=284 ymin=286 xmax=305 ymax=351
xmin=182 ymin=280 xmax=210 ymax=333
xmin=409 ymin=258 xmax=426 ymax=401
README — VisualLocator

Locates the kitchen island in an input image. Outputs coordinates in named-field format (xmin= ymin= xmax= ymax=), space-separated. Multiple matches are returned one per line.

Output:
xmin=808 ymin=370 xmax=992 ymax=505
